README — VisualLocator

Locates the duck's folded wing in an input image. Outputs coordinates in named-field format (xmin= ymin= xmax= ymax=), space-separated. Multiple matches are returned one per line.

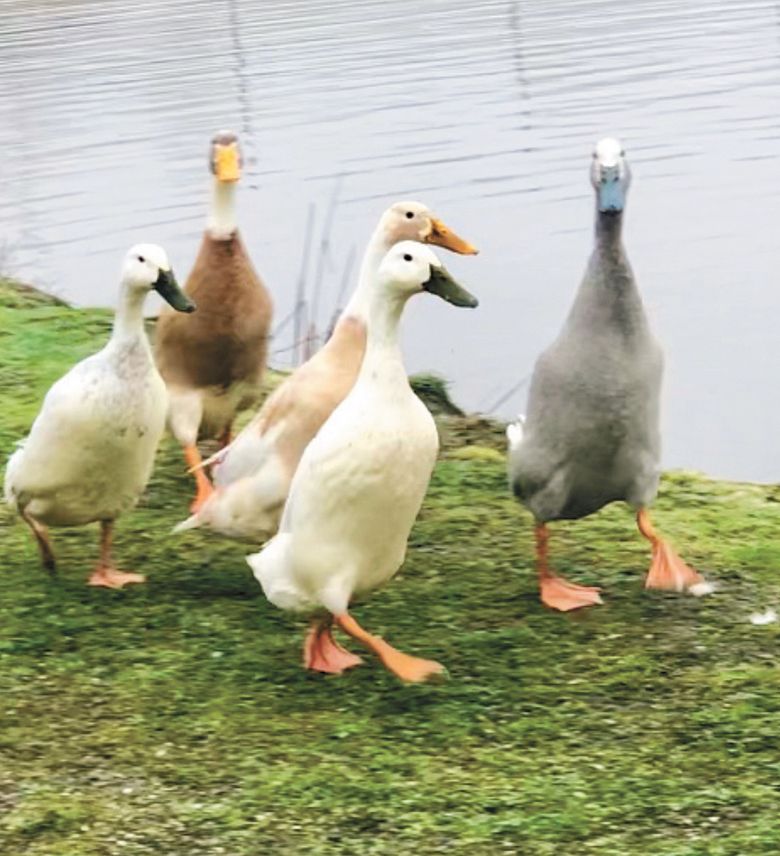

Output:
xmin=213 ymin=355 xmax=347 ymax=487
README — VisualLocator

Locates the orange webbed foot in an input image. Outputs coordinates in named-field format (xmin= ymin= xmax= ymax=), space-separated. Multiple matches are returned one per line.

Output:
xmin=373 ymin=644 xmax=447 ymax=684
xmin=637 ymin=509 xmax=711 ymax=594
xmin=88 ymin=568 xmax=146 ymax=589
xmin=644 ymin=539 xmax=707 ymax=593
xmin=540 ymin=573 xmax=603 ymax=612
xmin=334 ymin=613 xmax=446 ymax=684
xmin=304 ymin=622 xmax=363 ymax=674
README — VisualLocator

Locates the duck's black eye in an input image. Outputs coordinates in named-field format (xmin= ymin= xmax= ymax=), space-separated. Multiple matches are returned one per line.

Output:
xmin=403 ymin=253 xmax=413 ymax=262
xmin=137 ymin=255 xmax=145 ymax=263
xmin=405 ymin=211 xmax=414 ymax=219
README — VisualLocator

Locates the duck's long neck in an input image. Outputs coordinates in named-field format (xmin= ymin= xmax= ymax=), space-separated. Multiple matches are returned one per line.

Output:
xmin=207 ymin=178 xmax=238 ymax=239
xmin=594 ymin=209 xmax=625 ymax=265
xmin=112 ymin=284 xmax=149 ymax=345
xmin=357 ymin=289 xmax=409 ymax=386
xmin=568 ymin=206 xmax=645 ymax=332
xmin=342 ymin=226 xmax=390 ymax=320
xmin=587 ymin=207 xmax=633 ymax=288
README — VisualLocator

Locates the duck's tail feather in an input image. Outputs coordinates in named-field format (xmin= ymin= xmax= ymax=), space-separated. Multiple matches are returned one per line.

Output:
xmin=247 ymin=533 xmax=311 ymax=611
xmin=3 ymin=444 xmax=25 ymax=506
xmin=505 ymin=414 xmax=525 ymax=453
xmin=172 ymin=513 xmax=201 ymax=534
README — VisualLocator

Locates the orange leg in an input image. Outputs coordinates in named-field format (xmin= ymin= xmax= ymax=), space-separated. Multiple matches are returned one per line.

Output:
xmin=87 ymin=522 xmax=146 ymax=589
xmin=21 ymin=509 xmax=56 ymax=573
xmin=536 ymin=523 xmax=602 ymax=611
xmin=303 ymin=617 xmax=363 ymax=674
xmin=334 ymin=613 xmax=445 ymax=683
xmin=184 ymin=445 xmax=214 ymax=513
xmin=637 ymin=509 xmax=706 ymax=592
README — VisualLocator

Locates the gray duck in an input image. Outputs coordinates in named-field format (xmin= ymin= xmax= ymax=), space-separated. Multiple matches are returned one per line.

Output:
xmin=508 ymin=138 xmax=708 ymax=611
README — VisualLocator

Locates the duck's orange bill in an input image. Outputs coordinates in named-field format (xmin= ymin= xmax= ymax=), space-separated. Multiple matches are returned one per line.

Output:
xmin=426 ymin=217 xmax=479 ymax=255
xmin=215 ymin=144 xmax=241 ymax=182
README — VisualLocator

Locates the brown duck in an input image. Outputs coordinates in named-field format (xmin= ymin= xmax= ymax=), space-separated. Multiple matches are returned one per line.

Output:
xmin=155 ymin=130 xmax=273 ymax=512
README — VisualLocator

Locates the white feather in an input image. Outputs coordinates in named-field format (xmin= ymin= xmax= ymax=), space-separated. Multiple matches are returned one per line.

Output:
xmin=505 ymin=414 xmax=525 ymax=453
xmin=749 ymin=608 xmax=777 ymax=625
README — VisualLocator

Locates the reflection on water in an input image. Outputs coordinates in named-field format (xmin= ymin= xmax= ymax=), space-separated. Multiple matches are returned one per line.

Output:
xmin=1 ymin=0 xmax=779 ymax=480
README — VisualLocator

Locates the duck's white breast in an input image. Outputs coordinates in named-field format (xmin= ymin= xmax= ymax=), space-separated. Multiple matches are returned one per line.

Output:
xmin=276 ymin=381 xmax=438 ymax=614
xmin=7 ymin=339 xmax=168 ymax=526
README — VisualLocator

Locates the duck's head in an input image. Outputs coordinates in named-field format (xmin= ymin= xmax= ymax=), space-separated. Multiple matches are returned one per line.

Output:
xmin=122 ymin=244 xmax=195 ymax=313
xmin=590 ymin=137 xmax=630 ymax=215
xmin=379 ymin=201 xmax=478 ymax=255
xmin=378 ymin=240 xmax=478 ymax=308
xmin=209 ymin=130 xmax=242 ymax=184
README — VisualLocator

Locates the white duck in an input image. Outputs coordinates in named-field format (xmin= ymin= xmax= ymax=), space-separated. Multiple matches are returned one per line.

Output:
xmin=175 ymin=201 xmax=477 ymax=540
xmin=4 ymin=244 xmax=195 ymax=588
xmin=246 ymin=241 xmax=478 ymax=682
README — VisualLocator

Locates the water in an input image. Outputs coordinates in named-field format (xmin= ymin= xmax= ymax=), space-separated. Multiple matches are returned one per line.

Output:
xmin=1 ymin=0 xmax=779 ymax=482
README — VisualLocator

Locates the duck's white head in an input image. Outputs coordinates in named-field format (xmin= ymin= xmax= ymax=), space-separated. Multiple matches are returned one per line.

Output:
xmin=209 ymin=129 xmax=242 ymax=184
xmin=590 ymin=137 xmax=630 ymax=214
xmin=378 ymin=201 xmax=478 ymax=255
xmin=121 ymin=244 xmax=195 ymax=313
xmin=377 ymin=240 xmax=478 ymax=308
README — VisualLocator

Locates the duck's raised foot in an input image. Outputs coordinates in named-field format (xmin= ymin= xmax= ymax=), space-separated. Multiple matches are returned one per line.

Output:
xmin=304 ymin=622 xmax=363 ymax=674
xmin=637 ymin=509 xmax=709 ymax=594
xmin=334 ymin=612 xmax=446 ymax=683
xmin=374 ymin=644 xmax=447 ymax=684
xmin=540 ymin=573 xmax=603 ymax=612
xmin=644 ymin=539 xmax=706 ymax=593
xmin=87 ymin=568 xmax=147 ymax=589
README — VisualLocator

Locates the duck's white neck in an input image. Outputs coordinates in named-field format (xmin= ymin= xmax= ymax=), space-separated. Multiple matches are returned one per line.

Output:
xmin=357 ymin=286 xmax=409 ymax=385
xmin=207 ymin=178 xmax=238 ymax=239
xmin=342 ymin=225 xmax=391 ymax=320
xmin=112 ymin=284 xmax=149 ymax=343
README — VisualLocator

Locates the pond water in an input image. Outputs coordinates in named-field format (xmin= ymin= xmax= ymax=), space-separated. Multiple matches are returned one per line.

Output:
xmin=1 ymin=0 xmax=779 ymax=482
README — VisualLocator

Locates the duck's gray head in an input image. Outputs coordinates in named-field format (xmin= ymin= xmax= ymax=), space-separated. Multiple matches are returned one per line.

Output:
xmin=590 ymin=137 xmax=630 ymax=215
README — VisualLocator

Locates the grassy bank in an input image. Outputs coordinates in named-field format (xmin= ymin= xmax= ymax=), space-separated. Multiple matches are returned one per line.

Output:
xmin=1 ymin=280 xmax=780 ymax=855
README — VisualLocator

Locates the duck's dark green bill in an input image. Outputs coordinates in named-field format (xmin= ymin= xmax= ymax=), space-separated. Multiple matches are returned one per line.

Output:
xmin=422 ymin=264 xmax=478 ymax=309
xmin=154 ymin=269 xmax=195 ymax=313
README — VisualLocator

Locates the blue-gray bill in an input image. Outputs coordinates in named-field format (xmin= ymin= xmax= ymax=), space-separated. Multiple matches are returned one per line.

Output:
xmin=598 ymin=175 xmax=625 ymax=213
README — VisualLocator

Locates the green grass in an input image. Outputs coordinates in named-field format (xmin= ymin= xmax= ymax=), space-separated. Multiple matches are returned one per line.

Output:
xmin=2 ymin=279 xmax=780 ymax=855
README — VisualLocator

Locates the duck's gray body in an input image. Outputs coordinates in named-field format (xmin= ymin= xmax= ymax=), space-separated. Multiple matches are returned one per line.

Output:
xmin=509 ymin=215 xmax=663 ymax=522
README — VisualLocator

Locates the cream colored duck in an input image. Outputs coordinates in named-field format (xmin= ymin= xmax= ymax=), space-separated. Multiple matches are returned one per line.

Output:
xmin=175 ymin=200 xmax=477 ymax=539
xmin=246 ymin=241 xmax=478 ymax=682
xmin=4 ymin=244 xmax=194 ymax=588
xmin=155 ymin=130 xmax=273 ymax=513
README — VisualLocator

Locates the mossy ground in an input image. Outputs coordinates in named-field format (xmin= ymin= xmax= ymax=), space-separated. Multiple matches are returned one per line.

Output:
xmin=1 ymin=280 xmax=780 ymax=855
